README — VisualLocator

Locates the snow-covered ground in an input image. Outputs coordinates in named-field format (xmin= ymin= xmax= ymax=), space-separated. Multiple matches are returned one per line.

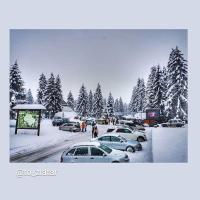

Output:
xmin=152 ymin=125 xmax=188 ymax=162
xmin=10 ymin=119 xmax=79 ymax=156
xmin=10 ymin=119 xmax=110 ymax=158
xmin=10 ymin=119 xmax=187 ymax=163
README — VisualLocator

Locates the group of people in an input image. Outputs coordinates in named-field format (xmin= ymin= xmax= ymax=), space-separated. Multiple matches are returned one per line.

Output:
xmin=80 ymin=121 xmax=87 ymax=132
xmin=79 ymin=120 xmax=98 ymax=138
xmin=106 ymin=117 xmax=119 ymax=125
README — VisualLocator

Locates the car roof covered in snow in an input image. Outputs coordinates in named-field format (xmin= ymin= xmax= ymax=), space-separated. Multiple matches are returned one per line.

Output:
xmin=12 ymin=104 xmax=46 ymax=110
xmin=100 ymin=133 xmax=121 ymax=137
xmin=71 ymin=142 xmax=101 ymax=147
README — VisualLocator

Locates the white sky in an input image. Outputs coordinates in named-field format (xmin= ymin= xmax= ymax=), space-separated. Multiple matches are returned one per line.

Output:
xmin=10 ymin=29 xmax=187 ymax=103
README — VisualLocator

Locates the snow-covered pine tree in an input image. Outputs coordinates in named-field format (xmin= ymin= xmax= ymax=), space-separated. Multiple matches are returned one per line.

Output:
xmin=160 ymin=66 xmax=168 ymax=117
xmin=151 ymin=65 xmax=164 ymax=109
xmin=76 ymin=84 xmax=89 ymax=117
xmin=37 ymin=73 xmax=47 ymax=104
xmin=26 ymin=89 xmax=34 ymax=104
xmin=165 ymin=46 xmax=188 ymax=120
xmin=129 ymin=86 xmax=137 ymax=113
xmin=10 ymin=60 xmax=26 ymax=118
xmin=10 ymin=60 xmax=26 ymax=103
xmin=103 ymin=98 xmax=107 ymax=109
xmin=136 ymin=78 xmax=146 ymax=112
xmin=146 ymin=66 xmax=157 ymax=109
xmin=119 ymin=97 xmax=124 ymax=114
xmin=93 ymin=83 xmax=103 ymax=118
xmin=123 ymin=103 xmax=129 ymax=115
xmin=44 ymin=73 xmax=57 ymax=118
xmin=114 ymin=98 xmax=120 ymax=113
xmin=107 ymin=92 xmax=114 ymax=117
xmin=66 ymin=90 xmax=75 ymax=110
xmin=54 ymin=75 xmax=63 ymax=113
xmin=88 ymin=90 xmax=93 ymax=116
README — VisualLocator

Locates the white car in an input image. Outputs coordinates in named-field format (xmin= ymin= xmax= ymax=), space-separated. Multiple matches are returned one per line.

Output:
xmin=60 ymin=142 xmax=130 ymax=163
xmin=107 ymin=127 xmax=147 ymax=142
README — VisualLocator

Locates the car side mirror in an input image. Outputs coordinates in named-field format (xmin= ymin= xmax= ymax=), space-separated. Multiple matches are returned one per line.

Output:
xmin=103 ymin=153 xmax=107 ymax=157
xmin=120 ymin=140 xmax=123 ymax=143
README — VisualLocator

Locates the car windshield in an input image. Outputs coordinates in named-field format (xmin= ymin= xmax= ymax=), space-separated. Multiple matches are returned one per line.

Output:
xmin=99 ymin=144 xmax=112 ymax=154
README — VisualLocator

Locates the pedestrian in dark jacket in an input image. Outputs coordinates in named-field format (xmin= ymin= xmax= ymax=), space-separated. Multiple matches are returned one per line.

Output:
xmin=93 ymin=125 xmax=98 ymax=138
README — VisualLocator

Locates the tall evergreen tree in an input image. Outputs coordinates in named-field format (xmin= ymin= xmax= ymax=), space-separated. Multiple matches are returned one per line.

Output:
xmin=146 ymin=66 xmax=157 ymax=109
xmin=10 ymin=60 xmax=26 ymax=118
xmin=54 ymin=75 xmax=63 ymax=113
xmin=66 ymin=91 xmax=75 ymax=110
xmin=26 ymin=89 xmax=34 ymax=104
xmin=119 ymin=97 xmax=124 ymax=114
xmin=93 ymin=83 xmax=103 ymax=118
xmin=165 ymin=46 xmax=188 ymax=120
xmin=160 ymin=66 xmax=168 ymax=117
xmin=103 ymin=98 xmax=107 ymax=108
xmin=136 ymin=78 xmax=146 ymax=112
xmin=37 ymin=73 xmax=47 ymax=104
xmin=151 ymin=65 xmax=164 ymax=109
xmin=129 ymin=86 xmax=137 ymax=113
xmin=123 ymin=102 xmax=129 ymax=115
xmin=76 ymin=84 xmax=89 ymax=117
xmin=10 ymin=60 xmax=26 ymax=103
xmin=114 ymin=98 xmax=120 ymax=113
xmin=88 ymin=90 xmax=93 ymax=116
xmin=107 ymin=92 xmax=114 ymax=116
xmin=44 ymin=73 xmax=57 ymax=118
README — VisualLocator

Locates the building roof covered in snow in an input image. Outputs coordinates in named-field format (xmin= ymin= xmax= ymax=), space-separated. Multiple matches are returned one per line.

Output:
xmin=12 ymin=104 xmax=46 ymax=110
xmin=54 ymin=109 xmax=77 ymax=120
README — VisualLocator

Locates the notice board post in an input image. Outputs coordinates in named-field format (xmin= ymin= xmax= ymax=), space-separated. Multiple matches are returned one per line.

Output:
xmin=13 ymin=104 xmax=46 ymax=136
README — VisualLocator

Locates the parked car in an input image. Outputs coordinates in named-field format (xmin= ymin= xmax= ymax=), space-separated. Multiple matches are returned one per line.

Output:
xmin=96 ymin=118 xmax=107 ymax=125
xmin=59 ymin=122 xmax=81 ymax=132
xmin=91 ymin=133 xmax=142 ymax=152
xmin=118 ymin=120 xmax=145 ymax=131
xmin=107 ymin=127 xmax=147 ymax=142
xmin=161 ymin=119 xmax=185 ymax=127
xmin=85 ymin=118 xmax=96 ymax=125
xmin=52 ymin=117 xmax=70 ymax=126
xmin=60 ymin=142 xmax=130 ymax=163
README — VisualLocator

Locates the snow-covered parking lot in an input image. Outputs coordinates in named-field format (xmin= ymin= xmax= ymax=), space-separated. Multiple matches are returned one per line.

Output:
xmin=10 ymin=119 xmax=187 ymax=163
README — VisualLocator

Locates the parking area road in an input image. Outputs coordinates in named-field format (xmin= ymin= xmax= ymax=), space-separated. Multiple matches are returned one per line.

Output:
xmin=37 ymin=127 xmax=153 ymax=163
xmin=11 ymin=124 xmax=153 ymax=163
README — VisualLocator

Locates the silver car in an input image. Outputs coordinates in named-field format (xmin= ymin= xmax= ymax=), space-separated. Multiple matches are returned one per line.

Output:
xmin=59 ymin=122 xmax=81 ymax=132
xmin=91 ymin=133 xmax=142 ymax=152
xmin=60 ymin=142 xmax=130 ymax=163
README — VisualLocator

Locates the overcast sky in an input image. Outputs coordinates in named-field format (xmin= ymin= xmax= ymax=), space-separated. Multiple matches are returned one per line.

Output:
xmin=10 ymin=29 xmax=187 ymax=103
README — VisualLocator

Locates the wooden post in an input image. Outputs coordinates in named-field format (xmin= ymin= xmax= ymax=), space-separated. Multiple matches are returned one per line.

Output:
xmin=37 ymin=110 xmax=41 ymax=136
xmin=15 ymin=110 xmax=19 ymax=135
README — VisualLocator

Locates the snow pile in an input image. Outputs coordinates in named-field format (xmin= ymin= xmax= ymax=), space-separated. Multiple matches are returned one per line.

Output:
xmin=152 ymin=125 xmax=188 ymax=162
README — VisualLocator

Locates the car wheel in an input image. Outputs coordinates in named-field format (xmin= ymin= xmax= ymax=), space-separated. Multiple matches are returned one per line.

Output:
xmin=137 ymin=136 xmax=145 ymax=142
xmin=126 ymin=146 xmax=135 ymax=153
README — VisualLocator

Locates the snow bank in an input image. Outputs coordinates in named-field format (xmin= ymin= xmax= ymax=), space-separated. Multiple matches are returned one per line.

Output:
xmin=152 ymin=126 xmax=188 ymax=162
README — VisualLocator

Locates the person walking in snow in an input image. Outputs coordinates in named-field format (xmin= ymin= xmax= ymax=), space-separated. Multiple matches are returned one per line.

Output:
xmin=84 ymin=121 xmax=87 ymax=132
xmin=93 ymin=125 xmax=99 ymax=138
xmin=91 ymin=121 xmax=96 ymax=138
xmin=81 ymin=121 xmax=84 ymax=132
